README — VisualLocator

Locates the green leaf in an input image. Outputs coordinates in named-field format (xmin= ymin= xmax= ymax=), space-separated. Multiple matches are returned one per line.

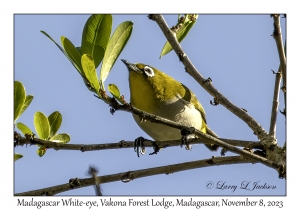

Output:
xmin=81 ymin=54 xmax=100 ymax=92
xmin=37 ymin=147 xmax=47 ymax=157
xmin=108 ymin=84 xmax=125 ymax=104
xmin=41 ymin=31 xmax=83 ymax=77
xmin=81 ymin=14 xmax=112 ymax=68
xmin=14 ymin=153 xmax=23 ymax=161
xmin=41 ymin=31 xmax=63 ymax=48
xmin=100 ymin=21 xmax=133 ymax=87
xmin=14 ymin=81 xmax=26 ymax=121
xmin=16 ymin=122 xmax=33 ymax=135
xmin=76 ymin=47 xmax=81 ymax=55
xmin=61 ymin=36 xmax=84 ymax=75
xmin=108 ymin=83 xmax=125 ymax=104
xmin=34 ymin=111 xmax=50 ymax=140
xmin=50 ymin=133 xmax=70 ymax=144
xmin=108 ymin=84 xmax=120 ymax=98
xmin=48 ymin=111 xmax=62 ymax=137
xmin=19 ymin=95 xmax=34 ymax=118
xmin=160 ymin=15 xmax=198 ymax=58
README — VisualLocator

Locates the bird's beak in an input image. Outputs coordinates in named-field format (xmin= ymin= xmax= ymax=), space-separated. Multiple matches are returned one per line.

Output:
xmin=121 ymin=59 xmax=131 ymax=67
xmin=121 ymin=59 xmax=141 ymax=73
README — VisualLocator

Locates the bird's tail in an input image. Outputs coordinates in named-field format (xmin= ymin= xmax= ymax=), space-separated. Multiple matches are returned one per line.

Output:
xmin=205 ymin=127 xmax=219 ymax=151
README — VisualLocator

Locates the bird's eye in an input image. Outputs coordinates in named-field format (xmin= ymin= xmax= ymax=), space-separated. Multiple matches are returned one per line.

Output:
xmin=144 ymin=66 xmax=155 ymax=77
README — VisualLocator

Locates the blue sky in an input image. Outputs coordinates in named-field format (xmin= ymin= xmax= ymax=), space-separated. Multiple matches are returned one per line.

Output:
xmin=14 ymin=14 xmax=286 ymax=195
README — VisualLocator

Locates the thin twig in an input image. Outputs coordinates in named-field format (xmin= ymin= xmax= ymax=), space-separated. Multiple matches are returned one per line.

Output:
xmin=206 ymin=126 xmax=219 ymax=138
xmin=272 ymin=15 xmax=286 ymax=85
xmin=15 ymin=156 xmax=253 ymax=196
xmin=272 ymin=15 xmax=286 ymax=152
xmin=269 ymin=68 xmax=282 ymax=137
xmin=14 ymin=131 xmax=263 ymax=152
xmin=272 ymin=14 xmax=286 ymax=116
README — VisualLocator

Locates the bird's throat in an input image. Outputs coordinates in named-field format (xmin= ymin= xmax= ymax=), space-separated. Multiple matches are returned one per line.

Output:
xmin=129 ymin=72 xmax=158 ymax=114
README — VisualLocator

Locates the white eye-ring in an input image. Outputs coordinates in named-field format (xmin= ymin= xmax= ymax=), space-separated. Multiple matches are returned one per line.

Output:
xmin=144 ymin=66 xmax=155 ymax=77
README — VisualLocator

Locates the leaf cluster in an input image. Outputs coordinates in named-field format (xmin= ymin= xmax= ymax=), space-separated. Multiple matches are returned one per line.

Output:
xmin=41 ymin=14 xmax=133 ymax=103
xmin=14 ymin=81 xmax=69 ymax=158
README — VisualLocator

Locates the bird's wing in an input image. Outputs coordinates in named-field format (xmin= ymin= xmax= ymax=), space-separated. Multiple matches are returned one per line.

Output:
xmin=179 ymin=83 xmax=207 ymax=129
xmin=192 ymin=96 xmax=207 ymax=124
xmin=191 ymin=94 xmax=207 ymax=133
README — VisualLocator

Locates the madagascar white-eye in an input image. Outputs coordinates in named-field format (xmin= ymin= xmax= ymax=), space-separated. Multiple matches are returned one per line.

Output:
xmin=121 ymin=59 xmax=218 ymax=151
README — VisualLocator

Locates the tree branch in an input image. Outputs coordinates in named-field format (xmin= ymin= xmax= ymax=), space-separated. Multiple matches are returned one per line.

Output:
xmin=15 ymin=156 xmax=253 ymax=196
xmin=271 ymin=14 xmax=286 ymax=118
xmin=14 ymin=131 xmax=263 ymax=152
xmin=272 ymin=15 xmax=286 ymax=88
xmin=110 ymin=104 xmax=284 ymax=176
xmin=269 ymin=68 xmax=282 ymax=137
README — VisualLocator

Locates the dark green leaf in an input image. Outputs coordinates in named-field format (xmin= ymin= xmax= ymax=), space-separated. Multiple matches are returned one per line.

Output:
xmin=61 ymin=36 xmax=84 ymax=75
xmin=14 ymin=81 xmax=26 ymax=121
xmin=100 ymin=21 xmax=133 ymax=87
xmin=16 ymin=122 xmax=33 ymax=135
xmin=50 ymin=133 xmax=70 ymax=144
xmin=76 ymin=47 xmax=81 ymax=55
xmin=34 ymin=111 xmax=50 ymax=140
xmin=14 ymin=153 xmax=23 ymax=161
xmin=81 ymin=14 xmax=112 ymax=68
xmin=41 ymin=31 xmax=83 ymax=77
xmin=41 ymin=30 xmax=70 ymax=58
xmin=48 ymin=111 xmax=62 ymax=137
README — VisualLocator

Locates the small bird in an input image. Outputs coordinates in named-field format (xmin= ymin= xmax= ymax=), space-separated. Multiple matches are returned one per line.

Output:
xmin=121 ymin=59 xmax=219 ymax=154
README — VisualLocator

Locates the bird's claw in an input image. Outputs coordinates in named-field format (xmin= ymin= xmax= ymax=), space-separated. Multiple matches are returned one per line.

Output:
xmin=149 ymin=142 xmax=160 ymax=155
xmin=134 ymin=137 xmax=146 ymax=157
xmin=181 ymin=136 xmax=192 ymax=150
xmin=180 ymin=127 xmax=194 ymax=151
xmin=134 ymin=137 xmax=160 ymax=157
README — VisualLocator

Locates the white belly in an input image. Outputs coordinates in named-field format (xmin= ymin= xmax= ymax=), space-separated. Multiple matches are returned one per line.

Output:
xmin=132 ymin=98 xmax=202 ymax=141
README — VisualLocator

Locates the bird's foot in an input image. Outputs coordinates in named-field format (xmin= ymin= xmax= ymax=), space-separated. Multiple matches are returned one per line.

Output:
xmin=134 ymin=137 xmax=146 ymax=157
xmin=180 ymin=127 xmax=195 ymax=150
xmin=134 ymin=137 xmax=160 ymax=157
xmin=149 ymin=142 xmax=160 ymax=155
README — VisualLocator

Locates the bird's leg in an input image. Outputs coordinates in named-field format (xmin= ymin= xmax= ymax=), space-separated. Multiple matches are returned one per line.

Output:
xmin=134 ymin=137 xmax=160 ymax=157
xmin=149 ymin=142 xmax=160 ymax=155
xmin=180 ymin=127 xmax=195 ymax=150
xmin=134 ymin=137 xmax=146 ymax=157
xmin=134 ymin=137 xmax=158 ymax=157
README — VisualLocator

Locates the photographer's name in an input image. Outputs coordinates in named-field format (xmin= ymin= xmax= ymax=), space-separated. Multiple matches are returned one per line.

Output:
xmin=216 ymin=181 xmax=276 ymax=192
